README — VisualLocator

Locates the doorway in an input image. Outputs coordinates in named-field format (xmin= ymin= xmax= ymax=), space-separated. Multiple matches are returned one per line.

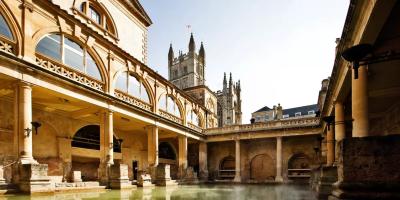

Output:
xmin=132 ymin=160 xmax=138 ymax=180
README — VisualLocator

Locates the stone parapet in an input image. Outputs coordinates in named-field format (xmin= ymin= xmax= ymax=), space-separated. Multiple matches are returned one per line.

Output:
xmin=329 ymin=135 xmax=400 ymax=200
xmin=155 ymin=164 xmax=178 ymax=186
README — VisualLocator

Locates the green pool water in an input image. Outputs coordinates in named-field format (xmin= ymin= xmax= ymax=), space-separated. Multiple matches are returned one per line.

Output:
xmin=2 ymin=184 xmax=316 ymax=200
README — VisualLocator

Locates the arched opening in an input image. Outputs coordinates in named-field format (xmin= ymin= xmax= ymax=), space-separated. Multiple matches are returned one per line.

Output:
xmin=218 ymin=156 xmax=235 ymax=179
xmin=158 ymin=142 xmax=176 ymax=160
xmin=186 ymin=109 xmax=201 ymax=127
xmin=115 ymin=71 xmax=151 ymax=104
xmin=158 ymin=141 xmax=178 ymax=179
xmin=71 ymin=125 xmax=121 ymax=181
xmin=158 ymin=94 xmax=182 ymax=118
xmin=250 ymin=154 xmax=275 ymax=181
xmin=287 ymin=153 xmax=311 ymax=181
xmin=71 ymin=125 xmax=121 ymax=152
xmin=0 ymin=10 xmax=17 ymax=54
xmin=36 ymin=34 xmax=103 ymax=81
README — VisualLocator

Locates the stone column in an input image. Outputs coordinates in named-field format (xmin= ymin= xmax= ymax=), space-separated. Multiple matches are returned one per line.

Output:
xmin=326 ymin=124 xmax=335 ymax=166
xmin=146 ymin=125 xmax=159 ymax=168
xmin=233 ymin=140 xmax=241 ymax=182
xmin=99 ymin=110 xmax=114 ymax=184
xmin=335 ymin=102 xmax=345 ymax=163
xmin=178 ymin=135 xmax=188 ymax=179
xmin=275 ymin=137 xmax=283 ymax=182
xmin=198 ymin=142 xmax=208 ymax=180
xmin=146 ymin=125 xmax=158 ymax=180
xmin=352 ymin=66 xmax=369 ymax=137
xmin=15 ymin=82 xmax=37 ymax=164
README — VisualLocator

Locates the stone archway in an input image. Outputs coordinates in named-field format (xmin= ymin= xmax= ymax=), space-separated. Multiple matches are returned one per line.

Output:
xmin=250 ymin=154 xmax=275 ymax=181
xmin=287 ymin=153 xmax=311 ymax=180
xmin=70 ymin=125 xmax=121 ymax=181
xmin=218 ymin=156 xmax=235 ymax=179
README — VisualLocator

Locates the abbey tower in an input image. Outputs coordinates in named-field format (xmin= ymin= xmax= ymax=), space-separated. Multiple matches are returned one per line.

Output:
xmin=168 ymin=34 xmax=242 ymax=127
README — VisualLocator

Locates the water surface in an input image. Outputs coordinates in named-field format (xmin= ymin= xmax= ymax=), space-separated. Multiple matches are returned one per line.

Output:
xmin=3 ymin=184 xmax=315 ymax=200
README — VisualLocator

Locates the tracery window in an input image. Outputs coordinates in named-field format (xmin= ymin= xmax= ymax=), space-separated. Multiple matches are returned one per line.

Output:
xmin=36 ymin=34 xmax=102 ymax=80
xmin=187 ymin=109 xmax=200 ymax=127
xmin=115 ymin=72 xmax=150 ymax=103
xmin=79 ymin=1 xmax=115 ymax=34
xmin=159 ymin=94 xmax=181 ymax=117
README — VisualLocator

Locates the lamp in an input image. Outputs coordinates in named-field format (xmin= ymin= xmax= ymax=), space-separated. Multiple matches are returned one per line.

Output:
xmin=31 ymin=121 xmax=41 ymax=135
xmin=341 ymin=44 xmax=373 ymax=79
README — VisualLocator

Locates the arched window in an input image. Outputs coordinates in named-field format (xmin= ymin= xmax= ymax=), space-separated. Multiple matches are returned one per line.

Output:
xmin=115 ymin=72 xmax=150 ymax=103
xmin=159 ymin=94 xmax=181 ymax=117
xmin=0 ymin=14 xmax=12 ymax=40
xmin=78 ymin=1 xmax=116 ymax=34
xmin=36 ymin=34 xmax=102 ymax=81
xmin=71 ymin=125 xmax=121 ymax=153
xmin=187 ymin=109 xmax=200 ymax=127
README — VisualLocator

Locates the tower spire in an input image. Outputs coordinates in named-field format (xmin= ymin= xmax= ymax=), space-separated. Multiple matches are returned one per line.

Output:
xmin=168 ymin=43 xmax=174 ymax=66
xmin=189 ymin=32 xmax=196 ymax=53
xmin=199 ymin=42 xmax=205 ymax=64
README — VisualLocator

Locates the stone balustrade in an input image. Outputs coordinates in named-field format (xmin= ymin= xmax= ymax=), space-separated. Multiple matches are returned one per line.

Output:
xmin=114 ymin=90 xmax=152 ymax=112
xmin=159 ymin=110 xmax=183 ymax=125
xmin=204 ymin=117 xmax=320 ymax=135
xmin=36 ymin=54 xmax=105 ymax=92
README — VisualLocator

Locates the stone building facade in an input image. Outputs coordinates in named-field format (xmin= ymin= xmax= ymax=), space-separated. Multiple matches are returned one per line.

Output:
xmin=252 ymin=104 xmax=318 ymax=123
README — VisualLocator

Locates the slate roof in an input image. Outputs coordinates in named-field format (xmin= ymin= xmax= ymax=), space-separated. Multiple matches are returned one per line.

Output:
xmin=282 ymin=104 xmax=318 ymax=117
xmin=254 ymin=106 xmax=271 ymax=113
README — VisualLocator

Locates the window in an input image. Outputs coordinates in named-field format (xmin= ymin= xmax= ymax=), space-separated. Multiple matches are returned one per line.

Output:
xmin=256 ymin=116 xmax=261 ymax=121
xmin=283 ymin=114 xmax=289 ymax=119
xmin=36 ymin=34 xmax=102 ymax=80
xmin=295 ymin=112 xmax=302 ymax=117
xmin=79 ymin=2 xmax=115 ymax=34
xmin=187 ymin=109 xmax=200 ymax=127
xmin=183 ymin=66 xmax=188 ymax=74
xmin=308 ymin=110 xmax=315 ymax=115
xmin=115 ymin=72 xmax=150 ymax=103
xmin=159 ymin=94 xmax=181 ymax=117
xmin=265 ymin=115 xmax=269 ymax=120
xmin=0 ymin=14 xmax=13 ymax=40
xmin=89 ymin=6 xmax=101 ymax=24
xmin=174 ymin=70 xmax=178 ymax=78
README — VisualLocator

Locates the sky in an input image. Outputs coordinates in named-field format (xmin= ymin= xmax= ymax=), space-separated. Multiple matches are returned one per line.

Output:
xmin=140 ymin=0 xmax=349 ymax=123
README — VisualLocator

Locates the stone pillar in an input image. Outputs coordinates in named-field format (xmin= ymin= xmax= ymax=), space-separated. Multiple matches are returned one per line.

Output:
xmin=233 ymin=140 xmax=241 ymax=182
xmin=334 ymin=102 xmax=345 ymax=163
xmin=326 ymin=124 xmax=335 ymax=166
xmin=15 ymin=82 xmax=37 ymax=164
xmin=198 ymin=142 xmax=208 ymax=180
xmin=146 ymin=125 xmax=158 ymax=180
xmin=275 ymin=137 xmax=283 ymax=182
xmin=58 ymin=137 xmax=72 ymax=182
xmin=99 ymin=110 xmax=114 ymax=185
xmin=352 ymin=66 xmax=369 ymax=137
xmin=178 ymin=135 xmax=188 ymax=179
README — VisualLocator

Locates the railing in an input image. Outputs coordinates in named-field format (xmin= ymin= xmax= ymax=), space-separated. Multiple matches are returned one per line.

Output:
xmin=204 ymin=117 xmax=320 ymax=135
xmin=114 ymin=90 xmax=152 ymax=112
xmin=187 ymin=122 xmax=202 ymax=133
xmin=35 ymin=54 xmax=105 ymax=92
xmin=159 ymin=110 xmax=183 ymax=124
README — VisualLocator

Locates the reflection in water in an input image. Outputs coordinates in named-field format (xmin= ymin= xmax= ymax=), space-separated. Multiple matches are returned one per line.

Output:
xmin=1 ymin=185 xmax=315 ymax=200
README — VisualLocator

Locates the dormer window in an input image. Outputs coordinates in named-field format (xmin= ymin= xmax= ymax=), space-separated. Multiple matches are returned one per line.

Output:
xmin=308 ymin=110 xmax=315 ymax=115
xmin=295 ymin=112 xmax=302 ymax=117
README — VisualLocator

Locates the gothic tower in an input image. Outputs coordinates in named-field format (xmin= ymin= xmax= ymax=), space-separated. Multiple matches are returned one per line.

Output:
xmin=168 ymin=33 xmax=205 ymax=89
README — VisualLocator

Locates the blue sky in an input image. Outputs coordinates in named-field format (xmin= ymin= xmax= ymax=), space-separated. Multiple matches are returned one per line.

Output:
xmin=140 ymin=0 xmax=349 ymax=122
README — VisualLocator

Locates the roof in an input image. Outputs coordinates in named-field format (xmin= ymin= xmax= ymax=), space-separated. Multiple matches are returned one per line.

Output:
xmin=254 ymin=106 xmax=271 ymax=113
xmin=122 ymin=0 xmax=153 ymax=26
xmin=283 ymin=104 xmax=318 ymax=117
